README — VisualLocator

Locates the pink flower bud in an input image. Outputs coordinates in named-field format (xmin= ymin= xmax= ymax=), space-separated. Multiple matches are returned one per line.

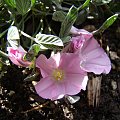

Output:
xmin=7 ymin=46 xmax=31 ymax=67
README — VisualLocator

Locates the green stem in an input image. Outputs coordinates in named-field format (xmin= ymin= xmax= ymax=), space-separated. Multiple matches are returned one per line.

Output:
xmin=0 ymin=50 xmax=8 ymax=58
xmin=20 ymin=31 xmax=36 ymax=42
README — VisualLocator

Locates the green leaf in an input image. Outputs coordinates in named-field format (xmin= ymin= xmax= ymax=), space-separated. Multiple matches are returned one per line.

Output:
xmin=52 ymin=0 xmax=63 ymax=9
xmin=78 ymin=0 xmax=91 ymax=11
xmin=16 ymin=0 xmax=31 ymax=15
xmin=35 ymin=33 xmax=63 ymax=49
xmin=31 ymin=0 xmax=36 ymax=7
xmin=92 ymin=0 xmax=112 ymax=5
xmin=0 ymin=50 xmax=9 ymax=65
xmin=7 ymin=26 xmax=20 ymax=48
xmin=52 ymin=11 xmax=66 ymax=22
xmin=23 ymin=44 xmax=41 ymax=62
xmin=29 ymin=44 xmax=41 ymax=56
xmin=4 ymin=0 xmax=16 ymax=8
xmin=59 ymin=6 xmax=78 ymax=38
xmin=93 ymin=14 xmax=118 ymax=35
xmin=61 ymin=36 xmax=71 ymax=43
xmin=0 ymin=29 xmax=8 ymax=38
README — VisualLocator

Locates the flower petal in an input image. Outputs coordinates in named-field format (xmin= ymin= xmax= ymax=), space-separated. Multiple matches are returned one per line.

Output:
xmin=36 ymin=54 xmax=57 ymax=77
xmin=81 ymin=37 xmax=100 ymax=54
xmin=59 ymin=53 xmax=86 ymax=75
xmin=18 ymin=46 xmax=26 ymax=53
xmin=35 ymin=76 xmax=65 ymax=100
xmin=7 ymin=47 xmax=23 ymax=66
xmin=49 ymin=52 xmax=61 ymax=67
xmin=77 ymin=29 xmax=92 ymax=40
xmin=64 ymin=73 xmax=88 ymax=95
xmin=9 ymin=56 xmax=22 ymax=66
xmin=7 ymin=46 xmax=31 ymax=67
xmin=70 ymin=26 xmax=93 ymax=40
xmin=70 ymin=26 xmax=80 ymax=35
xmin=71 ymin=35 xmax=85 ymax=52
xmin=80 ymin=38 xmax=111 ymax=74
xmin=17 ymin=59 xmax=31 ymax=67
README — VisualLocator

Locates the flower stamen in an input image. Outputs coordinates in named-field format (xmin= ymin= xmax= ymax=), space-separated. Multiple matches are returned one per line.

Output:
xmin=52 ymin=69 xmax=64 ymax=81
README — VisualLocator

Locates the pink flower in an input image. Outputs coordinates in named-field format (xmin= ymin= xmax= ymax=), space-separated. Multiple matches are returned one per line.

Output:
xmin=70 ymin=26 xmax=92 ymax=38
xmin=35 ymin=53 xmax=88 ymax=100
xmin=64 ymin=27 xmax=111 ymax=74
xmin=7 ymin=46 xmax=31 ymax=67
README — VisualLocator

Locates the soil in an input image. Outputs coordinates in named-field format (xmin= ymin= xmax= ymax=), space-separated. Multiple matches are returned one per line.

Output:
xmin=0 ymin=19 xmax=120 ymax=120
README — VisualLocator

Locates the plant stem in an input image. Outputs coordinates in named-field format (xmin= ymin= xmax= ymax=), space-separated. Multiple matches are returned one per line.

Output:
xmin=20 ymin=31 xmax=36 ymax=43
xmin=0 ymin=50 xmax=8 ymax=58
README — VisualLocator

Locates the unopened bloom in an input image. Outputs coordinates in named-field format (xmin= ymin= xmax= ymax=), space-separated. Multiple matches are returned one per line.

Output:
xmin=7 ymin=46 xmax=31 ymax=67
xmin=35 ymin=53 xmax=88 ymax=100
xmin=70 ymin=26 xmax=92 ymax=38
xmin=63 ymin=26 xmax=111 ymax=74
